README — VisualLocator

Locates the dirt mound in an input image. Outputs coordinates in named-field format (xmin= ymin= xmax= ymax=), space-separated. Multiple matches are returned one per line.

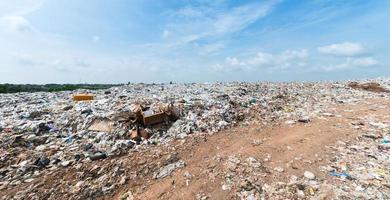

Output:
xmin=348 ymin=82 xmax=390 ymax=93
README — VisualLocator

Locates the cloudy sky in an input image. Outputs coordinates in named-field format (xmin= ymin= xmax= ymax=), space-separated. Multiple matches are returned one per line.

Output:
xmin=0 ymin=0 xmax=389 ymax=83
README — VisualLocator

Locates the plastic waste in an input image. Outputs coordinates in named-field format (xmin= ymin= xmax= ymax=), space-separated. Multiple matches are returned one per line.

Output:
xmin=89 ymin=151 xmax=107 ymax=161
xmin=382 ymin=136 xmax=389 ymax=144
xmin=63 ymin=135 xmax=75 ymax=144
xmin=330 ymin=171 xmax=354 ymax=180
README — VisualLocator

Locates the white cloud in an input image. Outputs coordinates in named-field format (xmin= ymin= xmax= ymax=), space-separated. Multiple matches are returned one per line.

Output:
xmin=250 ymin=49 xmax=308 ymax=69
xmin=351 ymin=57 xmax=378 ymax=66
xmin=317 ymin=42 xmax=364 ymax=56
xmin=316 ymin=41 xmax=379 ymax=71
xmin=215 ymin=49 xmax=308 ymax=71
xmin=200 ymin=43 xmax=225 ymax=54
xmin=165 ymin=0 xmax=280 ymax=49
xmin=0 ymin=1 xmax=46 ymax=33
xmin=174 ymin=7 xmax=205 ymax=18
xmin=321 ymin=57 xmax=378 ymax=71
xmin=213 ymin=2 xmax=276 ymax=35
xmin=0 ymin=0 xmax=46 ymax=16
xmin=14 ymin=53 xmax=91 ymax=71
xmin=246 ymin=52 xmax=273 ymax=66
xmin=279 ymin=50 xmax=308 ymax=60
xmin=226 ymin=57 xmax=246 ymax=66
xmin=0 ymin=15 xmax=34 ymax=32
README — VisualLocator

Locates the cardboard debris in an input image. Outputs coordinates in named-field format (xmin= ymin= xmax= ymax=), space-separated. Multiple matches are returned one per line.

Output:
xmin=130 ymin=104 xmax=143 ymax=113
xmin=88 ymin=119 xmax=114 ymax=133
xmin=129 ymin=130 xmax=139 ymax=139
xmin=164 ymin=104 xmax=180 ymax=120
xmin=129 ymin=129 xmax=151 ymax=141
xmin=140 ymin=104 xmax=180 ymax=126
xmin=112 ymin=111 xmax=137 ymax=122
xmin=139 ymin=129 xmax=151 ymax=139
xmin=73 ymin=94 xmax=94 ymax=101
xmin=142 ymin=110 xmax=166 ymax=126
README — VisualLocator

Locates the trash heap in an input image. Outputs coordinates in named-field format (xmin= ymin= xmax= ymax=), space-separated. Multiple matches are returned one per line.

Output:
xmin=0 ymin=79 xmax=390 ymax=199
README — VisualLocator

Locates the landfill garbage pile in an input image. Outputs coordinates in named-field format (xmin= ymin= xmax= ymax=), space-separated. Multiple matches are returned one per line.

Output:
xmin=0 ymin=79 xmax=390 ymax=199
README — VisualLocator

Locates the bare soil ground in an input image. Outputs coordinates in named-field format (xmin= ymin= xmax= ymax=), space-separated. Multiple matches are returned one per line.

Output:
xmin=348 ymin=82 xmax=390 ymax=93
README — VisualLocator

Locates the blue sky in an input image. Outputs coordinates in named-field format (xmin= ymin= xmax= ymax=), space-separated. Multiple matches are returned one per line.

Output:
xmin=0 ymin=0 xmax=389 ymax=83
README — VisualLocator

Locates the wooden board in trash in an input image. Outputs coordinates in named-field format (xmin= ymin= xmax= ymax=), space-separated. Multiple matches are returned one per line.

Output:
xmin=143 ymin=112 xmax=166 ymax=125
xmin=73 ymin=94 xmax=94 ymax=101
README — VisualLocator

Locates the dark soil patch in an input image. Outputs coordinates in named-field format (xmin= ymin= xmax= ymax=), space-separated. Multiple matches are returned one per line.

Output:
xmin=348 ymin=82 xmax=389 ymax=93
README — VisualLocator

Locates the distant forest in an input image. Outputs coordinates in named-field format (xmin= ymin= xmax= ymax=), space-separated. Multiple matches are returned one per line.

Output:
xmin=0 ymin=84 xmax=120 ymax=93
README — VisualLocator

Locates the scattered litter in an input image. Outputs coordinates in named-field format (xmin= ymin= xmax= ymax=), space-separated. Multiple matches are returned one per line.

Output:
xmin=330 ymin=171 xmax=354 ymax=180
xmin=154 ymin=160 xmax=185 ymax=179
xmin=382 ymin=136 xmax=389 ymax=144
xmin=304 ymin=171 xmax=315 ymax=180
xmin=88 ymin=152 xmax=107 ymax=161
xmin=298 ymin=116 xmax=310 ymax=123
